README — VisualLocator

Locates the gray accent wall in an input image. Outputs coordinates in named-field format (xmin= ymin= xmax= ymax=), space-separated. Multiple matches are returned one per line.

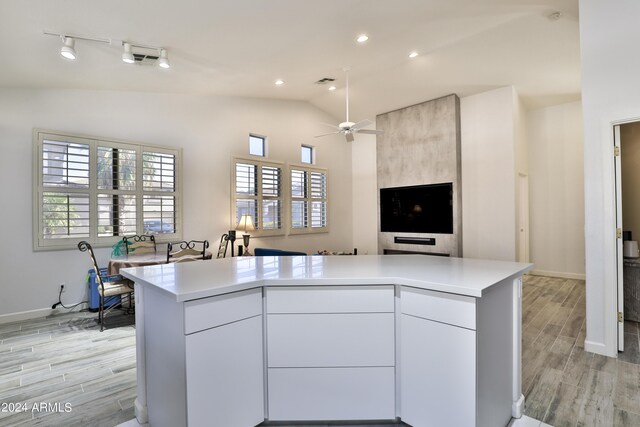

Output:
xmin=376 ymin=94 xmax=462 ymax=256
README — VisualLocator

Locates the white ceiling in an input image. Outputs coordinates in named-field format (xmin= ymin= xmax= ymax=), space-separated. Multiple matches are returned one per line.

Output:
xmin=0 ymin=0 xmax=581 ymax=121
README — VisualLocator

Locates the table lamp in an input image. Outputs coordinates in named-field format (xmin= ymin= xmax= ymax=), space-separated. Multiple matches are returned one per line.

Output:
xmin=236 ymin=214 xmax=255 ymax=256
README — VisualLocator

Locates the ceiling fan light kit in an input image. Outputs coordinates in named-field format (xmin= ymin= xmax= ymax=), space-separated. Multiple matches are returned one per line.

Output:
xmin=315 ymin=67 xmax=384 ymax=142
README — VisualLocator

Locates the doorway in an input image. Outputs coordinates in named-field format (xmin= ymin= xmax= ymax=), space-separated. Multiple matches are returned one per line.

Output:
xmin=614 ymin=121 xmax=640 ymax=352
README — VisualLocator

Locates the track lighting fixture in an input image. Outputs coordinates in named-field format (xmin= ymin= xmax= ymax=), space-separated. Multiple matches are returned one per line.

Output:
xmin=60 ymin=37 xmax=76 ymax=60
xmin=158 ymin=49 xmax=170 ymax=69
xmin=122 ymin=42 xmax=135 ymax=64
xmin=45 ymin=32 xmax=171 ymax=69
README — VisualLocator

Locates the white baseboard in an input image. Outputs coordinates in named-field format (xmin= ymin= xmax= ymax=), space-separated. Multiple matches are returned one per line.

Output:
xmin=529 ymin=269 xmax=586 ymax=281
xmin=584 ymin=339 xmax=613 ymax=356
xmin=0 ymin=303 xmax=88 ymax=325
xmin=0 ymin=307 xmax=57 ymax=325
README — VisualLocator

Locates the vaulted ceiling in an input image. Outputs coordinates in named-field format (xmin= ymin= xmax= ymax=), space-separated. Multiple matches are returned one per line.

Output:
xmin=0 ymin=0 xmax=580 ymax=121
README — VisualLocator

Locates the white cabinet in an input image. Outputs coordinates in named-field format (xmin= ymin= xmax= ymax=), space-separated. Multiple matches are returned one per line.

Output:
xmin=399 ymin=283 xmax=514 ymax=427
xmin=186 ymin=315 xmax=264 ymax=427
xmin=266 ymin=286 xmax=396 ymax=421
xmin=267 ymin=313 xmax=395 ymax=367
xmin=401 ymin=313 xmax=476 ymax=427
xmin=183 ymin=288 xmax=264 ymax=427
xmin=268 ymin=367 xmax=395 ymax=421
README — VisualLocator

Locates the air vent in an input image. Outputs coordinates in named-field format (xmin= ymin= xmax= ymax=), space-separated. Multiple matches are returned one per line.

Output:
xmin=314 ymin=77 xmax=335 ymax=85
xmin=133 ymin=53 xmax=159 ymax=65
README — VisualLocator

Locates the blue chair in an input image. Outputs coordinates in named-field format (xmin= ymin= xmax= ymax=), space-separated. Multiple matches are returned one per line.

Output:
xmin=254 ymin=248 xmax=307 ymax=256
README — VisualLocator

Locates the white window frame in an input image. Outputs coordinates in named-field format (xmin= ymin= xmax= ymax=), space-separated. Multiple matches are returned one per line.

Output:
xmin=301 ymin=144 xmax=314 ymax=164
xmin=231 ymin=157 xmax=285 ymax=237
xmin=288 ymin=164 xmax=329 ymax=235
xmin=249 ymin=134 xmax=267 ymax=157
xmin=33 ymin=129 xmax=182 ymax=251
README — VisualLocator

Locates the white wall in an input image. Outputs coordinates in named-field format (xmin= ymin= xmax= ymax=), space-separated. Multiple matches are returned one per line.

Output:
xmin=527 ymin=101 xmax=585 ymax=279
xmin=579 ymin=0 xmax=640 ymax=356
xmin=0 ymin=88 xmax=352 ymax=319
xmin=351 ymin=134 xmax=378 ymax=255
xmin=461 ymin=86 xmax=517 ymax=261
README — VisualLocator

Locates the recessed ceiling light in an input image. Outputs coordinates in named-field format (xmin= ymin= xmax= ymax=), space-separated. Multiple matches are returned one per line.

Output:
xmin=328 ymin=86 xmax=336 ymax=91
xmin=409 ymin=51 xmax=419 ymax=59
xmin=356 ymin=34 xmax=369 ymax=43
xmin=275 ymin=79 xmax=285 ymax=86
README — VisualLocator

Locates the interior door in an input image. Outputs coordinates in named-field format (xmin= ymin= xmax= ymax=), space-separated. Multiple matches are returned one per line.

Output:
xmin=615 ymin=124 xmax=624 ymax=352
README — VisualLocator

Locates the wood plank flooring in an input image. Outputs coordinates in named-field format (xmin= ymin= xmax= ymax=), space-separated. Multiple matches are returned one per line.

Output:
xmin=2 ymin=275 xmax=639 ymax=427
xmin=523 ymin=275 xmax=640 ymax=426
xmin=0 ymin=311 xmax=135 ymax=426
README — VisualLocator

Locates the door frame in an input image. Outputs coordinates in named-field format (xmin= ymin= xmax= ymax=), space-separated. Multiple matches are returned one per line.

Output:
xmin=614 ymin=124 xmax=624 ymax=351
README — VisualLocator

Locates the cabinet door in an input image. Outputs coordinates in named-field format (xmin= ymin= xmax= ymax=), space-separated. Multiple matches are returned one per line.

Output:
xmin=185 ymin=315 xmax=264 ymax=427
xmin=401 ymin=314 xmax=476 ymax=427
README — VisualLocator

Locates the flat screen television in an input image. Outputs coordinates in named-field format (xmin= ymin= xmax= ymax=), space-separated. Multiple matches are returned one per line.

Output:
xmin=380 ymin=183 xmax=453 ymax=234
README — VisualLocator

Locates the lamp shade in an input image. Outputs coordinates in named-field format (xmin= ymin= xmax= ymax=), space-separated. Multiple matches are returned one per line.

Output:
xmin=236 ymin=214 xmax=255 ymax=233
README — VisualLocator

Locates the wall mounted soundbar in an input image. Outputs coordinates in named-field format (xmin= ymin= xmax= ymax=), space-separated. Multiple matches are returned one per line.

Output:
xmin=394 ymin=236 xmax=436 ymax=245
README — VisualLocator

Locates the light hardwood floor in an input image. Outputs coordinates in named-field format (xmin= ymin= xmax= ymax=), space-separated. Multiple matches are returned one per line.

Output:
xmin=0 ymin=311 xmax=136 ymax=426
xmin=522 ymin=275 xmax=640 ymax=426
xmin=2 ymin=275 xmax=639 ymax=427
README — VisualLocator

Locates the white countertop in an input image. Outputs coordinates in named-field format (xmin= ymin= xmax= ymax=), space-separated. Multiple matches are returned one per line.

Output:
xmin=120 ymin=254 xmax=532 ymax=301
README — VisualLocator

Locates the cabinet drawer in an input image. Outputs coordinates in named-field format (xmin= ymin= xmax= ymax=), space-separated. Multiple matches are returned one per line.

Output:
xmin=184 ymin=288 xmax=262 ymax=334
xmin=401 ymin=286 xmax=476 ymax=330
xmin=268 ymin=367 xmax=395 ymax=421
xmin=267 ymin=285 xmax=394 ymax=313
xmin=268 ymin=313 xmax=395 ymax=367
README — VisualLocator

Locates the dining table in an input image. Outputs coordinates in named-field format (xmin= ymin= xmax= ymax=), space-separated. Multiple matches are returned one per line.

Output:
xmin=108 ymin=251 xmax=213 ymax=275
xmin=108 ymin=252 xmax=169 ymax=276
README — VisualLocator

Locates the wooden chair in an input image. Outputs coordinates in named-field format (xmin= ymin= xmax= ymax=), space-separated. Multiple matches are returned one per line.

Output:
xmin=123 ymin=235 xmax=156 ymax=254
xmin=217 ymin=234 xmax=229 ymax=259
xmin=167 ymin=240 xmax=210 ymax=263
xmin=78 ymin=241 xmax=134 ymax=332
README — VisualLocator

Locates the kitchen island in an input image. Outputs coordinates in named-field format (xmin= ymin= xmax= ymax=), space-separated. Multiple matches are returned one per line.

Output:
xmin=121 ymin=254 xmax=532 ymax=427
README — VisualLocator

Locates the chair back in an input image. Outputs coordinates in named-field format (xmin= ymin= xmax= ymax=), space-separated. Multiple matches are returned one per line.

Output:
xmin=217 ymin=234 xmax=229 ymax=259
xmin=78 ymin=241 xmax=104 ymax=288
xmin=123 ymin=235 xmax=156 ymax=254
xmin=167 ymin=240 xmax=210 ymax=263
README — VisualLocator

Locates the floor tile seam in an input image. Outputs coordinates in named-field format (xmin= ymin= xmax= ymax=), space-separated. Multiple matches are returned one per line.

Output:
xmin=559 ymin=307 xmax=586 ymax=339
xmin=541 ymin=378 xmax=563 ymax=425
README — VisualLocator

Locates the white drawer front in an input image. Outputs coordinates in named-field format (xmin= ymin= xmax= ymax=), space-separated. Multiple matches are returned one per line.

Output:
xmin=267 ymin=285 xmax=394 ymax=313
xmin=401 ymin=286 xmax=476 ymax=330
xmin=268 ymin=313 xmax=395 ymax=367
xmin=268 ymin=367 xmax=395 ymax=421
xmin=184 ymin=288 xmax=262 ymax=334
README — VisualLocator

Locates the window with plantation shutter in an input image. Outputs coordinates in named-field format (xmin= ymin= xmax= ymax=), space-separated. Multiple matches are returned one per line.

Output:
xmin=290 ymin=166 xmax=328 ymax=233
xmin=232 ymin=158 xmax=283 ymax=235
xmin=34 ymin=130 xmax=181 ymax=250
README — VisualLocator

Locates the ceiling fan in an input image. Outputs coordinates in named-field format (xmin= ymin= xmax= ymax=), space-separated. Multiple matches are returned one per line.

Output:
xmin=315 ymin=67 xmax=384 ymax=142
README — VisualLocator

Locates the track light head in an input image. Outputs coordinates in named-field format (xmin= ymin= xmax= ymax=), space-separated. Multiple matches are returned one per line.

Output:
xmin=122 ymin=42 xmax=135 ymax=64
xmin=60 ymin=37 xmax=76 ymax=60
xmin=158 ymin=48 xmax=170 ymax=69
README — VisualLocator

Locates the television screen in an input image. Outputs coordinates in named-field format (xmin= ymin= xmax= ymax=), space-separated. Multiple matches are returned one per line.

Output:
xmin=380 ymin=183 xmax=453 ymax=234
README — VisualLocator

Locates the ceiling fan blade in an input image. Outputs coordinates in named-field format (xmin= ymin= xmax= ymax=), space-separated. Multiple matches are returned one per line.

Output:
xmin=315 ymin=131 xmax=341 ymax=138
xmin=346 ymin=132 xmax=355 ymax=142
xmin=320 ymin=122 xmax=341 ymax=130
xmin=357 ymin=129 xmax=384 ymax=135
xmin=351 ymin=119 xmax=373 ymax=130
